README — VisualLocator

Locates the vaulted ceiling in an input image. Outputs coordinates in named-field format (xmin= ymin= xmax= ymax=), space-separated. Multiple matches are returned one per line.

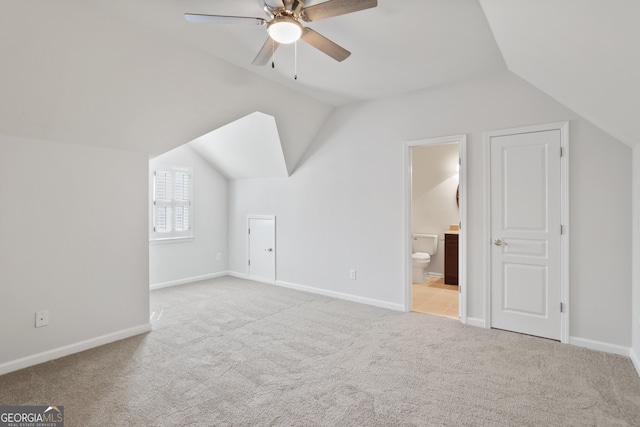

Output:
xmin=1 ymin=0 xmax=637 ymax=166
xmin=189 ymin=112 xmax=289 ymax=178
xmin=94 ymin=0 xmax=506 ymax=106
xmin=479 ymin=0 xmax=640 ymax=147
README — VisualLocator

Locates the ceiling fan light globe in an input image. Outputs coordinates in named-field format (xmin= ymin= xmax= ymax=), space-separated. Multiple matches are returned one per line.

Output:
xmin=267 ymin=18 xmax=302 ymax=44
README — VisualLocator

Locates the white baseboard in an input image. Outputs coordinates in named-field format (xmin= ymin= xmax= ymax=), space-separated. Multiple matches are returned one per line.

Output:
xmin=275 ymin=280 xmax=404 ymax=312
xmin=0 ymin=323 xmax=152 ymax=376
xmin=227 ymin=271 xmax=275 ymax=286
xmin=149 ymin=271 xmax=228 ymax=290
xmin=227 ymin=271 xmax=248 ymax=279
xmin=461 ymin=323 xmax=634 ymax=360
xmin=465 ymin=317 xmax=486 ymax=328
xmin=427 ymin=272 xmax=444 ymax=279
xmin=246 ymin=275 xmax=276 ymax=285
xmin=630 ymin=348 xmax=640 ymax=377
xmin=569 ymin=336 xmax=631 ymax=357
xmin=229 ymin=274 xmax=403 ymax=311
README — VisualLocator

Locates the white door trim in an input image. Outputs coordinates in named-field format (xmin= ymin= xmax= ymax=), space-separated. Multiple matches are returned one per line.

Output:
xmin=403 ymin=134 xmax=468 ymax=324
xmin=247 ymin=215 xmax=276 ymax=283
xmin=483 ymin=122 xmax=570 ymax=343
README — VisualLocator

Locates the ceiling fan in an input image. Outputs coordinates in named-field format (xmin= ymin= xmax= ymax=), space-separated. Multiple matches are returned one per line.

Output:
xmin=185 ymin=0 xmax=378 ymax=66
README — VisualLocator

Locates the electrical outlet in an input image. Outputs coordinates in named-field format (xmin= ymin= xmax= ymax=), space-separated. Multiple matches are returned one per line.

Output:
xmin=35 ymin=310 xmax=49 ymax=328
xmin=217 ymin=253 xmax=222 ymax=261
xmin=349 ymin=269 xmax=356 ymax=280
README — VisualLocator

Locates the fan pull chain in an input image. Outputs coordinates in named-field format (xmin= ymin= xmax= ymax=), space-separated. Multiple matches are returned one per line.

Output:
xmin=271 ymin=38 xmax=275 ymax=69
xmin=294 ymin=40 xmax=298 ymax=80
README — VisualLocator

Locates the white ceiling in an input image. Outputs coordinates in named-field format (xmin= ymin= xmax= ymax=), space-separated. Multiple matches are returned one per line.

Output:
xmin=189 ymin=112 xmax=288 ymax=179
xmin=479 ymin=0 xmax=640 ymax=147
xmin=0 ymin=0 xmax=332 ymax=163
xmin=1 ymin=0 xmax=637 ymax=165
xmin=94 ymin=0 xmax=507 ymax=106
xmin=93 ymin=0 xmax=640 ymax=148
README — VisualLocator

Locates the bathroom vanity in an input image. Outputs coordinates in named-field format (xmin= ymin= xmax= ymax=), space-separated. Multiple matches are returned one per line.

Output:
xmin=444 ymin=231 xmax=459 ymax=285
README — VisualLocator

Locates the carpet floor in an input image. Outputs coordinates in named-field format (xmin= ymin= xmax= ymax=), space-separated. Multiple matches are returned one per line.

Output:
xmin=1 ymin=276 xmax=640 ymax=426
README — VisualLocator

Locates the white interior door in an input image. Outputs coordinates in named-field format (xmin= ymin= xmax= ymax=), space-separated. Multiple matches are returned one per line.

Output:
xmin=490 ymin=129 xmax=562 ymax=340
xmin=248 ymin=217 xmax=276 ymax=283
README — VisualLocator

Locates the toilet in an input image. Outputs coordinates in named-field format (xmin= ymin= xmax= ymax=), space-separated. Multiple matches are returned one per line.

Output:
xmin=412 ymin=233 xmax=439 ymax=283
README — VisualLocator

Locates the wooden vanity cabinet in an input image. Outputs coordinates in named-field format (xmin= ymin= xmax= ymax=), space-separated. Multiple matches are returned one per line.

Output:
xmin=444 ymin=233 xmax=459 ymax=285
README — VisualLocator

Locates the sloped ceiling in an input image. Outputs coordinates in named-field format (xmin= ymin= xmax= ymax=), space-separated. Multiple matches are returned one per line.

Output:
xmin=480 ymin=0 xmax=640 ymax=147
xmin=1 ymin=0 xmax=636 ymax=166
xmin=0 ymin=0 xmax=332 ymax=168
xmin=189 ymin=112 xmax=288 ymax=179
xmin=90 ymin=0 xmax=506 ymax=106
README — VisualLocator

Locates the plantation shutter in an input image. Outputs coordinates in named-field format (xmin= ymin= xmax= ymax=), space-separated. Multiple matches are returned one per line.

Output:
xmin=153 ymin=170 xmax=171 ymax=233
xmin=151 ymin=167 xmax=193 ymax=241
xmin=174 ymin=171 xmax=190 ymax=233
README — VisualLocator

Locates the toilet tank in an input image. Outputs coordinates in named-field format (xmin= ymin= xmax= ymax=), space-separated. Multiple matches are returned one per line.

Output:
xmin=412 ymin=233 xmax=439 ymax=255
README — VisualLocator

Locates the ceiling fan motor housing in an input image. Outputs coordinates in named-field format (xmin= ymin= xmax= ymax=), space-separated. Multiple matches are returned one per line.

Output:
xmin=263 ymin=0 xmax=306 ymax=20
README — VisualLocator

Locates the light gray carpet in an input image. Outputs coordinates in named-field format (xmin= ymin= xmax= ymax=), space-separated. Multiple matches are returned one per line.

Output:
xmin=1 ymin=276 xmax=640 ymax=426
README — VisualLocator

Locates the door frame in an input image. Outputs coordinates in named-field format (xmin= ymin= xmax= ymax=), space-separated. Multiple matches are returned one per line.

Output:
xmin=403 ymin=134 xmax=468 ymax=323
xmin=247 ymin=214 xmax=276 ymax=284
xmin=483 ymin=122 xmax=570 ymax=343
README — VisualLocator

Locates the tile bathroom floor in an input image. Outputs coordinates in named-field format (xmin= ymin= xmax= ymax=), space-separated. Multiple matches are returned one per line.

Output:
xmin=412 ymin=277 xmax=459 ymax=319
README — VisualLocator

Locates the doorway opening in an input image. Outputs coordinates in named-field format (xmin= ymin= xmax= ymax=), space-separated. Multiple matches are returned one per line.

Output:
xmin=404 ymin=135 xmax=467 ymax=322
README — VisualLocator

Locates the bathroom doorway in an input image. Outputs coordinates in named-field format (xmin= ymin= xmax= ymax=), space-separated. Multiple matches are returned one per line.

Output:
xmin=404 ymin=135 xmax=467 ymax=322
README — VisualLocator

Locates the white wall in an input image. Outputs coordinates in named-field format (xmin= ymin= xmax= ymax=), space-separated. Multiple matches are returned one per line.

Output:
xmin=632 ymin=146 xmax=640 ymax=367
xmin=228 ymin=71 xmax=632 ymax=348
xmin=0 ymin=135 xmax=150 ymax=370
xmin=569 ymin=118 xmax=631 ymax=346
xmin=149 ymin=145 xmax=228 ymax=287
xmin=411 ymin=144 xmax=460 ymax=277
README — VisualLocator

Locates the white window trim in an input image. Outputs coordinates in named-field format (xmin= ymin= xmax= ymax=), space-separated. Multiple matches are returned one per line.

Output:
xmin=150 ymin=165 xmax=194 ymax=243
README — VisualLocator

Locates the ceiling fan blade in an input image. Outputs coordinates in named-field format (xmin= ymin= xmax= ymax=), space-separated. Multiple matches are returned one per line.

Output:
xmin=301 ymin=0 xmax=377 ymax=22
xmin=300 ymin=27 xmax=351 ymax=62
xmin=263 ymin=0 xmax=285 ymax=8
xmin=252 ymin=37 xmax=281 ymax=66
xmin=184 ymin=13 xmax=266 ymax=25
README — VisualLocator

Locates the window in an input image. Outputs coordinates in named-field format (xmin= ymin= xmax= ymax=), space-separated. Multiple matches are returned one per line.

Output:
xmin=151 ymin=166 xmax=193 ymax=242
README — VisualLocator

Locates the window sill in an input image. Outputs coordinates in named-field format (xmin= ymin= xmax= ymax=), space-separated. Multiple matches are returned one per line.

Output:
xmin=149 ymin=236 xmax=194 ymax=245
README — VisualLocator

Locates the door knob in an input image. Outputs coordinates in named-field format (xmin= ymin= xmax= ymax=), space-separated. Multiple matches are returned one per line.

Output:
xmin=493 ymin=239 xmax=506 ymax=246
xmin=265 ymin=248 xmax=273 ymax=252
